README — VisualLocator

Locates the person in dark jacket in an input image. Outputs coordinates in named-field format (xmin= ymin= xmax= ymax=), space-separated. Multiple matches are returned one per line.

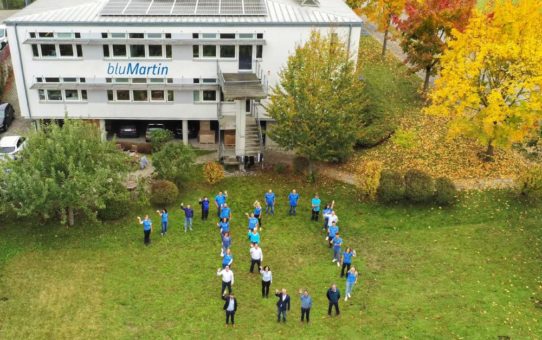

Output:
xmin=326 ymin=284 xmax=341 ymax=316
xmin=198 ymin=197 xmax=210 ymax=220
xmin=275 ymin=288 xmax=291 ymax=322
xmin=222 ymin=293 xmax=238 ymax=326
xmin=180 ymin=203 xmax=194 ymax=232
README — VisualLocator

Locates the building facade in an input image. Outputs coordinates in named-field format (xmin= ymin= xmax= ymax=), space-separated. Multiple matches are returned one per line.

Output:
xmin=5 ymin=0 xmax=362 ymax=163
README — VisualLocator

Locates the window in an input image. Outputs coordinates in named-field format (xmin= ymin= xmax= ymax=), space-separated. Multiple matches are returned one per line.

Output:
xmin=202 ymin=78 xmax=216 ymax=83
xmin=133 ymin=90 xmax=148 ymax=101
xmin=45 ymin=77 xmax=60 ymax=83
xmin=130 ymin=45 xmax=145 ymax=58
xmin=114 ymin=78 xmax=129 ymax=83
xmin=57 ymin=32 xmax=73 ymax=39
xmin=75 ymin=33 xmax=81 ymax=39
xmin=202 ymin=90 xmax=216 ymax=102
xmin=256 ymin=45 xmax=263 ymax=59
xmin=81 ymin=90 xmax=88 ymax=100
xmin=31 ymin=44 xmax=39 ymax=57
xmin=151 ymin=90 xmax=164 ymax=101
xmin=192 ymin=45 xmax=199 ymax=58
xmin=101 ymin=32 xmax=108 ymax=38
xmin=111 ymin=33 xmax=126 ymax=38
xmin=193 ymin=78 xmax=200 ymax=84
xmin=202 ymin=45 xmax=216 ymax=57
xmin=59 ymin=44 xmax=74 ymax=57
xmin=257 ymin=33 xmax=264 ymax=39
xmin=112 ymin=45 xmax=127 ymax=57
xmin=167 ymin=78 xmax=173 ymax=84
xmin=165 ymin=33 xmax=171 ymax=39
xmin=80 ymin=78 xmax=86 ymax=83
xmin=147 ymin=33 xmax=162 ymax=39
xmin=129 ymin=33 xmax=144 ymax=39
xmin=246 ymin=100 xmax=251 ymax=112
xmin=165 ymin=45 xmax=172 ymax=58
xmin=47 ymin=90 xmax=62 ymax=101
xmin=167 ymin=90 xmax=174 ymax=101
xmin=132 ymin=78 xmax=146 ymax=84
xmin=107 ymin=90 xmax=114 ymax=101
xmin=38 ymin=89 xmax=45 ymax=100
xmin=193 ymin=90 xmax=200 ymax=102
xmin=63 ymin=77 xmax=77 ymax=82
xmin=30 ymin=32 xmax=36 ymax=38
xmin=38 ymin=32 xmax=53 ymax=38
xmin=220 ymin=33 xmax=235 ymax=39
xmin=239 ymin=33 xmax=254 ymax=39
xmin=103 ymin=45 xmax=110 ymax=57
xmin=40 ymin=44 xmax=57 ymax=57
xmin=36 ymin=77 xmax=43 ymax=82
xmin=116 ymin=90 xmax=130 ymax=101
xmin=106 ymin=78 xmax=112 ymax=83
xmin=220 ymin=45 xmax=235 ymax=58
xmin=202 ymin=33 xmax=216 ymax=39
xmin=149 ymin=78 xmax=165 ymax=83
xmin=76 ymin=45 xmax=83 ymax=57
xmin=65 ymin=90 xmax=79 ymax=101
xmin=148 ymin=45 xmax=163 ymax=57
xmin=192 ymin=33 xmax=199 ymax=39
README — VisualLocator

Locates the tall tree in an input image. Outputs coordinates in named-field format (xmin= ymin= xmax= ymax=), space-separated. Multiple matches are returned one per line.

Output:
xmin=0 ymin=120 xmax=129 ymax=226
xmin=396 ymin=0 xmax=475 ymax=92
xmin=425 ymin=0 xmax=542 ymax=159
xmin=266 ymin=31 xmax=367 ymax=176
xmin=152 ymin=142 xmax=196 ymax=187
xmin=361 ymin=0 xmax=405 ymax=58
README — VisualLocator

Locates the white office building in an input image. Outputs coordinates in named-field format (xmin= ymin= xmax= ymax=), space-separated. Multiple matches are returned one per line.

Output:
xmin=5 ymin=0 xmax=362 ymax=163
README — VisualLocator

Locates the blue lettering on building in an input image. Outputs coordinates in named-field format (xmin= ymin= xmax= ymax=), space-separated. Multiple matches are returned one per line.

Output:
xmin=106 ymin=62 xmax=169 ymax=76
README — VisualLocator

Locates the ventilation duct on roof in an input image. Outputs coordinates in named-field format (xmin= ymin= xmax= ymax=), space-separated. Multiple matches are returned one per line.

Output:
xmin=295 ymin=0 xmax=319 ymax=7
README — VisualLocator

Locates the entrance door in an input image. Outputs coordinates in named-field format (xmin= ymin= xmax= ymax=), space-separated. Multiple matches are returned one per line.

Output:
xmin=238 ymin=45 xmax=253 ymax=71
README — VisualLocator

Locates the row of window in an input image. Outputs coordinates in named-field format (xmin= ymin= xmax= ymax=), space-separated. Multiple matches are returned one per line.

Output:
xmin=34 ymin=77 xmax=219 ymax=85
xmin=193 ymin=45 xmax=263 ymax=59
xmin=36 ymin=77 xmax=86 ymax=83
xmin=103 ymin=44 xmax=172 ymax=59
xmin=107 ymin=90 xmax=174 ymax=102
xmin=38 ymin=89 xmax=88 ymax=102
xmin=29 ymin=32 xmax=263 ymax=40
xmin=31 ymin=44 xmax=83 ymax=58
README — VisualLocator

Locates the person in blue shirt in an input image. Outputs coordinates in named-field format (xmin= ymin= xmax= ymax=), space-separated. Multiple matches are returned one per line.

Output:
xmin=332 ymin=234 xmax=343 ymax=266
xmin=156 ymin=208 xmax=168 ymax=236
xmin=244 ymin=212 xmax=259 ymax=231
xmin=288 ymin=189 xmax=300 ymax=216
xmin=222 ymin=248 xmax=234 ymax=268
xmin=220 ymin=203 xmax=232 ymax=221
xmin=221 ymin=232 xmax=231 ymax=257
xmin=298 ymin=289 xmax=313 ymax=323
xmin=253 ymin=200 xmax=263 ymax=228
xmin=137 ymin=215 xmax=152 ymax=246
xmin=264 ymin=189 xmax=275 ymax=215
xmin=344 ymin=267 xmax=359 ymax=301
xmin=215 ymin=191 xmax=228 ymax=219
xmin=217 ymin=218 xmax=230 ymax=236
xmin=322 ymin=201 xmax=335 ymax=232
xmin=180 ymin=203 xmax=194 ymax=232
xmin=248 ymin=229 xmax=260 ymax=245
xmin=327 ymin=221 xmax=339 ymax=248
xmin=311 ymin=194 xmax=321 ymax=222
xmin=340 ymin=247 xmax=356 ymax=278
xmin=198 ymin=196 xmax=210 ymax=220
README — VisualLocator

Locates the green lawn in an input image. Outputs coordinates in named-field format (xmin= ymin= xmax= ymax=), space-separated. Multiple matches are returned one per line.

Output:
xmin=0 ymin=173 xmax=541 ymax=338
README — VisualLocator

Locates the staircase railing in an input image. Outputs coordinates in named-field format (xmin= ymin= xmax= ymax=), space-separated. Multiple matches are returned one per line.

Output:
xmin=251 ymin=101 xmax=265 ymax=168
xmin=216 ymin=60 xmax=224 ymax=162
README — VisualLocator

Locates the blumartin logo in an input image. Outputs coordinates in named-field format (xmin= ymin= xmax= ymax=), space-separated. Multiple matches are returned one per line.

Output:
xmin=106 ymin=62 xmax=169 ymax=76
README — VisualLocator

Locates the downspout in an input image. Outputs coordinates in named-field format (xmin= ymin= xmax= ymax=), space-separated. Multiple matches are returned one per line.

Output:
xmin=13 ymin=23 xmax=33 ymax=124
xmin=346 ymin=24 xmax=352 ymax=58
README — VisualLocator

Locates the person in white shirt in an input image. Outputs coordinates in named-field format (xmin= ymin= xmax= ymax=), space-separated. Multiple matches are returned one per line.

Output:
xmin=222 ymin=293 xmax=237 ymax=326
xmin=249 ymin=244 xmax=263 ymax=273
xmin=217 ymin=266 xmax=234 ymax=296
xmin=260 ymin=265 xmax=273 ymax=298
xmin=327 ymin=211 xmax=338 ymax=229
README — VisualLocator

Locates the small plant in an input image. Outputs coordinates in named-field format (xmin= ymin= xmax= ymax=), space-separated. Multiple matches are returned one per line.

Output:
xmin=356 ymin=160 xmax=383 ymax=200
xmin=434 ymin=177 xmax=457 ymax=206
xmin=150 ymin=129 xmax=173 ymax=152
xmin=203 ymin=161 xmax=225 ymax=184
xmin=274 ymin=163 xmax=287 ymax=174
xmin=150 ymin=180 xmax=179 ymax=206
xmin=404 ymin=169 xmax=435 ymax=203
xmin=518 ymin=165 xmax=542 ymax=203
xmin=391 ymin=128 xmax=419 ymax=149
xmin=377 ymin=170 xmax=405 ymax=203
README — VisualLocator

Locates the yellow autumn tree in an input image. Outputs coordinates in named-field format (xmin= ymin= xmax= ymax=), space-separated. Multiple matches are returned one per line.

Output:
xmin=361 ymin=0 xmax=405 ymax=57
xmin=425 ymin=0 xmax=542 ymax=159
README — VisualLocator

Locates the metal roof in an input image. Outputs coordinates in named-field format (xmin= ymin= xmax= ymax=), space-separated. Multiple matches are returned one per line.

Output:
xmin=4 ymin=0 xmax=362 ymax=26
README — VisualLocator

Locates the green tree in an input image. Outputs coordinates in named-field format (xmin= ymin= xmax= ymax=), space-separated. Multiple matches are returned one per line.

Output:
xmin=0 ymin=119 xmax=129 ymax=226
xmin=152 ymin=142 xmax=196 ymax=187
xmin=149 ymin=128 xmax=173 ymax=152
xmin=266 ymin=31 xmax=367 ymax=176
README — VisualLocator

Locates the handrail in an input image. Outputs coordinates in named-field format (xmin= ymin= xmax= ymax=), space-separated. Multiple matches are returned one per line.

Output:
xmin=252 ymin=101 xmax=265 ymax=168
xmin=216 ymin=60 xmax=223 ymax=162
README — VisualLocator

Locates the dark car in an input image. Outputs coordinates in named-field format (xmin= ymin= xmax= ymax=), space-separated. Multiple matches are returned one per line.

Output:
xmin=145 ymin=123 xmax=166 ymax=142
xmin=173 ymin=123 xmax=199 ymax=139
xmin=117 ymin=123 xmax=139 ymax=138
xmin=0 ymin=103 xmax=15 ymax=132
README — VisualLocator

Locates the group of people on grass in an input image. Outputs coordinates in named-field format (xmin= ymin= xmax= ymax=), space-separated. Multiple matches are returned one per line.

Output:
xmin=136 ymin=188 xmax=360 ymax=326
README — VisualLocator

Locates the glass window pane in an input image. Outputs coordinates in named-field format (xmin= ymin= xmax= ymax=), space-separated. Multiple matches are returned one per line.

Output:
xmin=112 ymin=45 xmax=127 ymax=57
xmin=111 ymin=33 xmax=126 ymax=38
xmin=40 ymin=44 xmax=57 ymax=57
xmin=101 ymin=32 xmax=108 ymax=38
xmin=63 ymin=77 xmax=77 ymax=82
xmin=193 ymin=91 xmax=200 ymax=102
xmin=38 ymin=32 xmax=53 ymax=38
xmin=192 ymin=45 xmax=199 ymax=58
xmin=202 ymin=90 xmax=216 ymax=101
xmin=32 ymin=44 xmax=39 ymax=57
xmin=192 ymin=33 xmax=199 ymax=39
xmin=30 ymin=32 xmax=36 ymax=38
xmin=45 ymin=77 xmax=60 ymax=83
xmin=103 ymin=45 xmax=110 ymax=57
xmin=165 ymin=33 xmax=171 ymax=39
xmin=148 ymin=45 xmax=163 ymax=57
xmin=57 ymin=32 xmax=73 ymax=39
xmin=80 ymin=78 xmax=86 ymax=83
xmin=133 ymin=90 xmax=148 ymax=101
xmin=202 ymin=78 xmax=216 ymax=83
xmin=58 ymin=44 xmax=74 ymax=57
xmin=81 ymin=90 xmax=88 ymax=100
xmin=76 ymin=45 xmax=83 ymax=57
xmin=107 ymin=90 xmax=114 ymax=101
xmin=220 ymin=33 xmax=235 ymax=39
xmin=75 ymin=33 xmax=81 ymax=39
xmin=65 ymin=89 xmax=79 ymax=101
xmin=147 ymin=33 xmax=162 ymax=39
xmin=38 ymin=89 xmax=45 ymax=100
xmin=129 ymin=33 xmax=144 ymax=39
xmin=202 ymin=33 xmax=216 ymax=39
xmin=257 ymin=33 xmax=264 ymax=39
xmin=47 ymin=90 xmax=62 ymax=101
xmin=256 ymin=45 xmax=263 ymax=59
xmin=132 ymin=78 xmax=146 ymax=83
xmin=151 ymin=90 xmax=164 ymax=101
xmin=114 ymin=78 xmax=129 ymax=83
xmin=116 ymin=90 xmax=130 ymax=101
xmin=202 ymin=45 xmax=216 ymax=57
xmin=149 ymin=78 xmax=165 ymax=83
xmin=167 ymin=91 xmax=174 ymax=101
xmin=239 ymin=33 xmax=254 ymax=39
xmin=166 ymin=45 xmax=172 ymax=58
xmin=130 ymin=45 xmax=145 ymax=58
xmin=220 ymin=45 xmax=235 ymax=58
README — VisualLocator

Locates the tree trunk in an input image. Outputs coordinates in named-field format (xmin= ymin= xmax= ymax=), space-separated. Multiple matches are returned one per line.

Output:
xmin=382 ymin=26 xmax=389 ymax=58
xmin=479 ymin=140 xmax=495 ymax=162
xmin=68 ymin=207 xmax=75 ymax=227
xmin=423 ymin=66 xmax=432 ymax=93
xmin=486 ymin=142 xmax=494 ymax=157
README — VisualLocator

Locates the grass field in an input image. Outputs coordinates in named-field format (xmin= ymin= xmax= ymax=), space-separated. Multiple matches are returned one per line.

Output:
xmin=0 ymin=172 xmax=541 ymax=339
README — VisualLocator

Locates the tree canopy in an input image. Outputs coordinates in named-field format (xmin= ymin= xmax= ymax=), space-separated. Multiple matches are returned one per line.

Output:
xmin=361 ymin=0 xmax=405 ymax=57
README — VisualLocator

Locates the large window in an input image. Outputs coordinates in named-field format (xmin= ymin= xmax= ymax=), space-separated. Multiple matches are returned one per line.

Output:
xmin=47 ymin=90 xmax=62 ymax=101
xmin=64 ymin=89 xmax=79 ymax=101
xmin=148 ymin=45 xmax=163 ymax=57
xmin=220 ymin=45 xmax=235 ymax=58
xmin=39 ymin=89 xmax=88 ymax=102
xmin=193 ymin=90 xmax=218 ymax=102
xmin=202 ymin=45 xmax=216 ymax=58
xmin=31 ymin=43 xmax=83 ymax=58
xmin=112 ymin=45 xmax=127 ymax=57
xmin=104 ymin=44 xmax=172 ymax=59
xmin=40 ymin=44 xmax=57 ymax=57
xmin=58 ymin=44 xmax=74 ymax=57
xmin=130 ymin=45 xmax=145 ymax=58
xmin=107 ymin=90 xmax=174 ymax=103
xmin=133 ymin=90 xmax=148 ymax=101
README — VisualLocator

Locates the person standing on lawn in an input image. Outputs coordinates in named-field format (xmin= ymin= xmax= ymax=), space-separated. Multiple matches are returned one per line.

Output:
xmin=345 ymin=267 xmax=359 ymax=301
xmin=217 ymin=265 xmax=234 ymax=295
xmin=264 ymin=189 xmax=276 ymax=215
xmin=332 ymin=233 xmax=343 ymax=267
xmin=137 ymin=215 xmax=152 ymax=246
xmin=245 ymin=212 xmax=259 ymax=231
xmin=198 ymin=196 xmax=210 ymax=221
xmin=180 ymin=203 xmax=194 ymax=232
xmin=249 ymin=244 xmax=263 ymax=273
xmin=217 ymin=218 xmax=230 ymax=236
xmin=215 ymin=191 xmax=228 ymax=219
xmin=275 ymin=288 xmax=291 ymax=323
xmin=341 ymin=248 xmax=356 ymax=278
xmin=326 ymin=284 xmax=341 ymax=316
xmin=156 ymin=208 xmax=168 ymax=236
xmin=221 ymin=232 xmax=231 ymax=257
xmin=220 ymin=203 xmax=232 ymax=222
xmin=327 ymin=210 xmax=338 ymax=234
xmin=311 ymin=194 xmax=321 ymax=222
xmin=248 ymin=228 xmax=261 ymax=245
xmin=222 ymin=248 xmax=234 ymax=268
xmin=253 ymin=200 xmax=263 ymax=228
xmin=288 ymin=189 xmax=300 ymax=216
xmin=327 ymin=221 xmax=339 ymax=248
xmin=322 ymin=202 xmax=334 ymax=232
xmin=222 ymin=293 xmax=238 ymax=327
xmin=260 ymin=266 xmax=272 ymax=298
xmin=298 ymin=289 xmax=313 ymax=323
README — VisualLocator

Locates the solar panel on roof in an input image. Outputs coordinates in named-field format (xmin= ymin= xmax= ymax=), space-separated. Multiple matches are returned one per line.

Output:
xmin=101 ymin=0 xmax=268 ymax=16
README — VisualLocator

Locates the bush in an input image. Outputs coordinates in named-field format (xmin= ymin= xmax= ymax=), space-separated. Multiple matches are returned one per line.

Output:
xmin=293 ymin=156 xmax=309 ymax=175
xmin=153 ymin=142 xmax=196 ymax=187
xmin=97 ymin=191 xmax=131 ymax=221
xmin=150 ymin=180 xmax=179 ymax=206
xmin=356 ymin=160 xmax=383 ymax=200
xmin=203 ymin=161 xmax=225 ymax=184
xmin=150 ymin=129 xmax=173 ymax=152
xmin=273 ymin=162 xmax=288 ymax=174
xmin=518 ymin=165 xmax=542 ymax=202
xmin=377 ymin=170 xmax=405 ymax=203
xmin=404 ymin=169 xmax=435 ymax=203
xmin=434 ymin=177 xmax=457 ymax=206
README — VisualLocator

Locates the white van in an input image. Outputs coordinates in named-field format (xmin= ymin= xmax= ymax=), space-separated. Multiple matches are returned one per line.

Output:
xmin=0 ymin=24 xmax=7 ymax=50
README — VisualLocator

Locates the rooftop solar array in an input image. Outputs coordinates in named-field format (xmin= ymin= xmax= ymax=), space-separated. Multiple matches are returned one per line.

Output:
xmin=101 ymin=0 xmax=268 ymax=16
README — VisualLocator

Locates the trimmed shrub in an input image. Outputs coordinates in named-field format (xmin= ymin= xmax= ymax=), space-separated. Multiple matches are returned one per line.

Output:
xmin=356 ymin=160 xmax=383 ymax=200
xmin=518 ymin=165 xmax=542 ymax=202
xmin=377 ymin=170 xmax=405 ymax=203
xmin=404 ymin=169 xmax=435 ymax=203
xmin=97 ymin=191 xmax=131 ymax=221
xmin=150 ymin=129 xmax=173 ymax=152
xmin=150 ymin=180 xmax=179 ymax=206
xmin=293 ymin=156 xmax=310 ymax=175
xmin=434 ymin=177 xmax=457 ymax=206
xmin=203 ymin=161 xmax=225 ymax=184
